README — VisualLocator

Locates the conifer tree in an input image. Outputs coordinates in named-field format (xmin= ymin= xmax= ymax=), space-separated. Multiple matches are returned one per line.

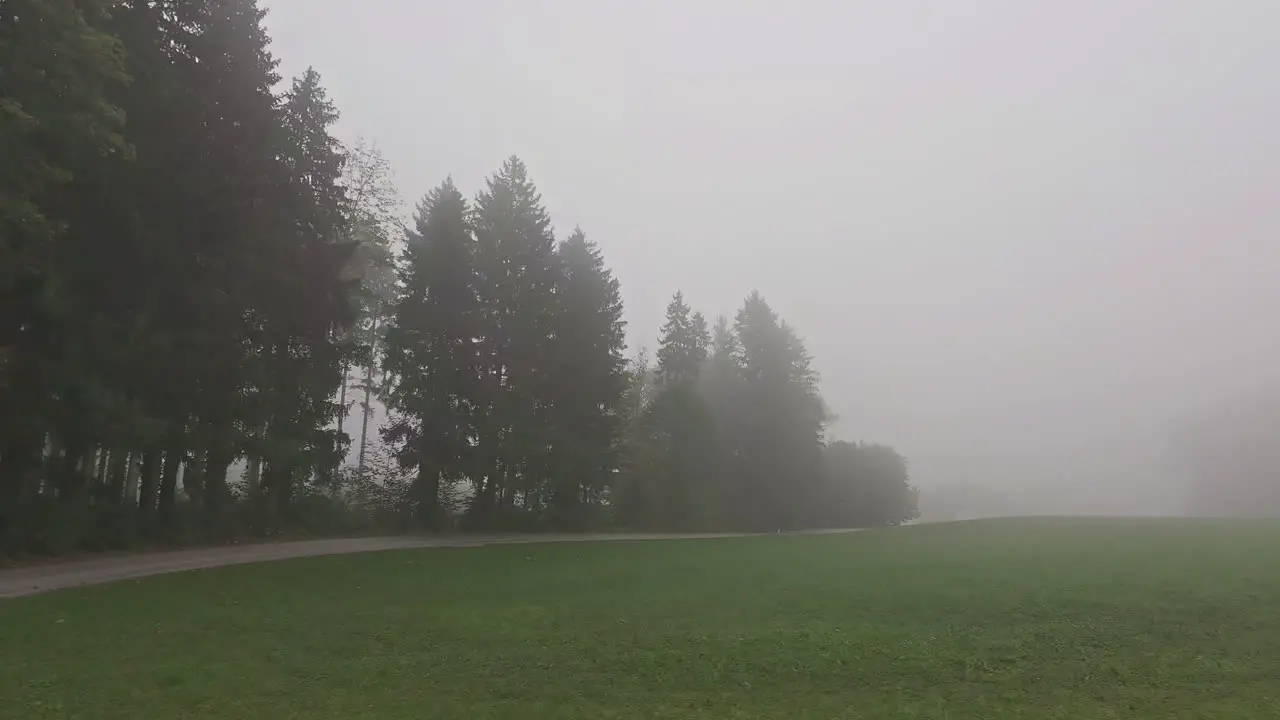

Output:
xmin=180 ymin=0 xmax=297 ymax=527
xmin=469 ymin=157 xmax=561 ymax=524
xmin=382 ymin=179 xmax=480 ymax=526
xmin=655 ymin=292 xmax=709 ymax=385
xmin=0 ymin=0 xmax=129 ymax=535
xmin=546 ymin=227 xmax=627 ymax=527
xmin=257 ymin=66 xmax=356 ymax=520
xmin=732 ymin=291 xmax=826 ymax=529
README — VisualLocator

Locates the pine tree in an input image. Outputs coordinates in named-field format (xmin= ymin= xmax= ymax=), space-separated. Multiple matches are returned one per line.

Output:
xmin=708 ymin=315 xmax=739 ymax=371
xmin=623 ymin=295 xmax=725 ymax=530
xmin=697 ymin=313 xmax=744 ymax=524
xmin=546 ymin=227 xmax=627 ymax=528
xmin=655 ymin=291 xmax=709 ymax=385
xmin=281 ymin=69 xmax=344 ymax=211
xmin=90 ymin=0 xmax=198 ymax=529
xmin=102 ymin=0 xmax=233 ymax=529
xmin=619 ymin=299 xmax=723 ymax=530
xmin=257 ymin=66 xmax=357 ymax=521
xmin=731 ymin=291 xmax=827 ymax=529
xmin=174 ymin=0 xmax=295 ymax=528
xmin=381 ymin=179 xmax=479 ymax=526
xmin=470 ymin=156 xmax=561 ymax=524
xmin=0 ymin=0 xmax=129 ymax=538
xmin=0 ymin=0 xmax=127 ymax=318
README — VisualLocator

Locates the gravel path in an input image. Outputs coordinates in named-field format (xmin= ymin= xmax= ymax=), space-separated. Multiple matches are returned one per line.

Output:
xmin=0 ymin=532 xmax=801 ymax=599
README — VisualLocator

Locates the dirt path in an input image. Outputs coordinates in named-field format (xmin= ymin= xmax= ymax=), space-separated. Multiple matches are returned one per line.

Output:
xmin=0 ymin=531 xmax=818 ymax=599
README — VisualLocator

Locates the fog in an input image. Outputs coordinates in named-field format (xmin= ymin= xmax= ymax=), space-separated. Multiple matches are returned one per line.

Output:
xmin=263 ymin=1 xmax=1280 ymax=516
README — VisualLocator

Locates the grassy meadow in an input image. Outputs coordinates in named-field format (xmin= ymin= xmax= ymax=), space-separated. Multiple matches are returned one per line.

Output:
xmin=3 ymin=519 xmax=1280 ymax=719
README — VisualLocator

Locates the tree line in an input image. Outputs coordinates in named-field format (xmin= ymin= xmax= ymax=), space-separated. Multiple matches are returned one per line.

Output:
xmin=610 ymin=292 xmax=917 ymax=532
xmin=0 ymin=0 xmax=915 ymax=554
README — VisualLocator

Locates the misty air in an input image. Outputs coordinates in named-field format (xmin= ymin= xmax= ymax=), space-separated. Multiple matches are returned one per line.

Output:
xmin=2 ymin=1 xmax=1279 ymax=718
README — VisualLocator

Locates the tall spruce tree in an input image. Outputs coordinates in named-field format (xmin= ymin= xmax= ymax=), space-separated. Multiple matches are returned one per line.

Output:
xmin=708 ymin=315 xmax=739 ymax=371
xmin=697 ymin=313 xmax=744 ymax=523
xmin=655 ymin=292 xmax=709 ymax=385
xmin=469 ymin=156 xmax=561 ymax=524
xmin=175 ymin=0 xmax=294 ymax=528
xmin=73 ymin=0 xmax=191 ymax=531
xmin=732 ymin=291 xmax=826 ymax=529
xmin=105 ymin=0 xmax=221 ymax=528
xmin=620 ymin=297 xmax=723 ymax=529
xmin=381 ymin=179 xmax=480 ymax=526
xmin=0 ymin=0 xmax=129 ymax=540
xmin=257 ymin=66 xmax=356 ymax=521
xmin=546 ymin=227 xmax=627 ymax=527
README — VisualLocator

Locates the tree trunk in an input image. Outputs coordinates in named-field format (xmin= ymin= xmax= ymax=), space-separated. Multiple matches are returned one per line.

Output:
xmin=337 ymin=360 xmax=349 ymax=426
xmin=0 ymin=431 xmax=43 ymax=501
xmin=84 ymin=448 xmax=100 ymax=485
xmin=58 ymin=441 xmax=89 ymax=500
xmin=107 ymin=451 xmax=128 ymax=503
xmin=124 ymin=453 xmax=141 ymax=506
xmin=358 ymin=315 xmax=379 ymax=474
xmin=0 ymin=430 xmax=43 ymax=545
xmin=264 ymin=462 xmax=295 ymax=521
xmin=279 ymin=471 xmax=296 ymax=518
xmin=202 ymin=425 xmax=233 ymax=529
xmin=138 ymin=450 xmax=161 ymax=515
xmin=416 ymin=455 xmax=439 ymax=528
xmin=43 ymin=435 xmax=65 ymax=499
xmin=260 ymin=462 xmax=280 ymax=528
xmin=0 ymin=347 xmax=49 ymax=503
xmin=157 ymin=432 xmax=185 ymax=516
xmin=183 ymin=450 xmax=206 ymax=505
xmin=55 ymin=442 xmax=92 ymax=547
xmin=473 ymin=478 xmax=496 ymax=529
xmin=245 ymin=455 xmax=262 ymax=498
xmin=95 ymin=449 xmax=110 ymax=486
xmin=334 ymin=360 xmax=350 ymax=481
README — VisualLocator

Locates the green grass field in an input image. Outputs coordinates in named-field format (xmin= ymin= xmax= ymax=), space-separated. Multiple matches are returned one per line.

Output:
xmin=3 ymin=519 xmax=1280 ymax=719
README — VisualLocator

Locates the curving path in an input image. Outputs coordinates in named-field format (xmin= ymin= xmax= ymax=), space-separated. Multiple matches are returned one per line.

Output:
xmin=0 ymin=531 xmax=851 ymax=599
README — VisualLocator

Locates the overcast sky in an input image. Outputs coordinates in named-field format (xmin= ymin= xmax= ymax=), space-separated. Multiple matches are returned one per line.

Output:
xmin=263 ymin=0 xmax=1280 ymax=513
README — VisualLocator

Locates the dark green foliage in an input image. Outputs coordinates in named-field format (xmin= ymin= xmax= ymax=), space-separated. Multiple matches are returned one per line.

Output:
xmin=821 ymin=441 xmax=919 ymax=526
xmin=467 ymin=157 xmax=566 ymax=526
xmin=379 ymin=165 xmax=630 ymax=532
xmin=729 ymin=292 xmax=826 ymax=529
xmin=616 ymin=384 xmax=721 ymax=530
xmin=546 ymin=228 xmax=628 ymax=528
xmin=0 ymin=2 xmax=914 ymax=550
xmin=708 ymin=314 xmax=738 ymax=370
xmin=381 ymin=179 xmax=480 ymax=528
xmin=255 ymin=63 xmax=356 ymax=525
xmin=654 ymin=291 xmax=708 ymax=385
xmin=624 ymin=292 xmax=913 ymax=531
xmin=0 ymin=0 xmax=365 ymax=553
xmin=0 ymin=0 xmax=129 ymax=538
xmin=0 ymin=0 xmax=127 ymax=300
